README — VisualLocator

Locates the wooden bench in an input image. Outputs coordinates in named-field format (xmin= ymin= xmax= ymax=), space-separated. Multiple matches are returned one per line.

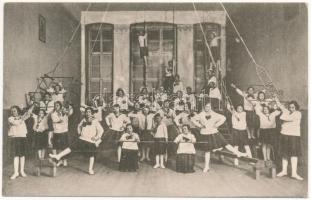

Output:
xmin=35 ymin=158 xmax=57 ymax=177
xmin=215 ymin=150 xmax=276 ymax=180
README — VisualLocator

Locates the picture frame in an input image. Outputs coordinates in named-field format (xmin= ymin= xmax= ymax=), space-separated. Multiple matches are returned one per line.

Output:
xmin=39 ymin=14 xmax=46 ymax=43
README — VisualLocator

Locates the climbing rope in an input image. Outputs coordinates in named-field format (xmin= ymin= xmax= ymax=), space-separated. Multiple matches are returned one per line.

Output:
xmin=219 ymin=3 xmax=279 ymax=96
xmin=192 ymin=3 xmax=233 ymax=107
xmin=46 ymin=3 xmax=93 ymax=76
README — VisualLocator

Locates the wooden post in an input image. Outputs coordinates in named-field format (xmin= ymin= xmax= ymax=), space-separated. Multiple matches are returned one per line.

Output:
xmin=253 ymin=165 xmax=261 ymax=180
xmin=51 ymin=162 xmax=57 ymax=177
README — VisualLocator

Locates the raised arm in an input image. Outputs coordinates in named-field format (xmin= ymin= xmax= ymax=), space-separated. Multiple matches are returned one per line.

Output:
xmin=230 ymin=83 xmax=246 ymax=98
xmin=77 ymin=119 xmax=84 ymax=135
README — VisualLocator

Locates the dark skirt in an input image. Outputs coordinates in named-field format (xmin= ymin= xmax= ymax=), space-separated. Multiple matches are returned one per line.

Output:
xmin=119 ymin=149 xmax=139 ymax=172
xmin=164 ymin=76 xmax=174 ymax=93
xmin=140 ymin=130 xmax=153 ymax=148
xmin=154 ymin=138 xmax=167 ymax=155
xmin=70 ymin=139 xmax=97 ymax=158
xmin=34 ymin=130 xmax=48 ymax=150
xmin=232 ymin=129 xmax=249 ymax=147
xmin=140 ymin=47 xmax=149 ymax=58
xmin=259 ymin=128 xmax=276 ymax=146
xmin=102 ymin=129 xmax=123 ymax=148
xmin=52 ymin=132 xmax=69 ymax=150
xmin=47 ymin=114 xmax=54 ymax=131
xmin=11 ymin=137 xmax=28 ymax=157
xmin=246 ymin=110 xmax=258 ymax=128
xmin=200 ymin=132 xmax=228 ymax=152
xmin=167 ymin=125 xmax=179 ymax=141
xmin=211 ymin=46 xmax=220 ymax=61
xmin=278 ymin=134 xmax=301 ymax=157
xmin=176 ymin=154 xmax=195 ymax=173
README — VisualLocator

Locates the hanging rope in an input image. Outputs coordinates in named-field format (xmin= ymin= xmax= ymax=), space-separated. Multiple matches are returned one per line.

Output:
xmin=89 ymin=3 xmax=111 ymax=54
xmin=46 ymin=3 xmax=92 ymax=76
xmin=192 ymin=3 xmax=233 ymax=107
xmin=219 ymin=3 xmax=278 ymax=95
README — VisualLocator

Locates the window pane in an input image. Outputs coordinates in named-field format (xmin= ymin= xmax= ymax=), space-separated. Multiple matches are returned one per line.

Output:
xmin=102 ymin=41 xmax=112 ymax=52
xmin=163 ymin=41 xmax=173 ymax=51
xmin=163 ymin=29 xmax=174 ymax=40
xmin=90 ymin=81 xmax=100 ymax=93
xmin=91 ymin=66 xmax=100 ymax=78
xmin=92 ymin=55 xmax=100 ymax=65
xmin=148 ymin=41 xmax=160 ymax=51
xmin=91 ymin=41 xmax=100 ymax=53
xmin=148 ymin=30 xmax=160 ymax=40
xmin=102 ymin=29 xmax=113 ymax=40
xmin=91 ymin=30 xmax=100 ymax=41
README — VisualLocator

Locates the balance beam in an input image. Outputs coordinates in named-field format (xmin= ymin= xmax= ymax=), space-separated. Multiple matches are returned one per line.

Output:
xmin=214 ymin=150 xmax=259 ymax=163
xmin=214 ymin=150 xmax=276 ymax=180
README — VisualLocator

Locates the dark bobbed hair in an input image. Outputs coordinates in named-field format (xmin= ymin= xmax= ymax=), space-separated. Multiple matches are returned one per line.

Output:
xmin=289 ymin=101 xmax=300 ymax=110
xmin=10 ymin=105 xmax=22 ymax=116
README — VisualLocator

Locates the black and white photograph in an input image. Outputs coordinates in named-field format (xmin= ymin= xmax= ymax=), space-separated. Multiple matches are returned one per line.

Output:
xmin=2 ymin=1 xmax=308 ymax=197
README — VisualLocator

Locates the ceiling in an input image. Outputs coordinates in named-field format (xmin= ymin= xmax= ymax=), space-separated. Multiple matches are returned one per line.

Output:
xmin=61 ymin=3 xmax=246 ymax=21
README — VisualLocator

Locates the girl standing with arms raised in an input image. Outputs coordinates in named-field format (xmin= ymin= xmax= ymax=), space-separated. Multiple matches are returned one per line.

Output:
xmin=8 ymin=104 xmax=34 ymax=179
xmin=50 ymin=101 xmax=73 ymax=167
xmin=275 ymin=97 xmax=303 ymax=180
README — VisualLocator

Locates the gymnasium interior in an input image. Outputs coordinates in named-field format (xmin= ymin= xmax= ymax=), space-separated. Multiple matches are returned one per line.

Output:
xmin=3 ymin=2 xmax=308 ymax=197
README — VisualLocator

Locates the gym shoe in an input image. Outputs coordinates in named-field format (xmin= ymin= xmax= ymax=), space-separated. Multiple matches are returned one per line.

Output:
xmin=292 ymin=174 xmax=303 ymax=181
xmin=89 ymin=169 xmax=95 ymax=175
xmin=20 ymin=171 xmax=27 ymax=177
xmin=10 ymin=173 xmax=19 ymax=180
xmin=160 ymin=165 xmax=166 ymax=169
xmin=234 ymin=159 xmax=239 ymax=166
xmin=153 ymin=164 xmax=160 ymax=169
xmin=277 ymin=171 xmax=287 ymax=177
xmin=203 ymin=167 xmax=210 ymax=173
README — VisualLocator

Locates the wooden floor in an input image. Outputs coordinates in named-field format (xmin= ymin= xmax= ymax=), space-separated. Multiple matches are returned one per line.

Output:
xmin=2 ymin=150 xmax=307 ymax=197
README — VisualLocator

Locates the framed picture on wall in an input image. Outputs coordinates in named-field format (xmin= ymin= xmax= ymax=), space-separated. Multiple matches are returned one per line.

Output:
xmin=39 ymin=14 xmax=46 ymax=43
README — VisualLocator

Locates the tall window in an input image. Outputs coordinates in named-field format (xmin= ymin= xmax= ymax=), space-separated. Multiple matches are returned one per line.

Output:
xmin=193 ymin=23 xmax=221 ymax=93
xmin=86 ymin=23 xmax=113 ymax=101
xmin=130 ymin=22 xmax=176 ymax=93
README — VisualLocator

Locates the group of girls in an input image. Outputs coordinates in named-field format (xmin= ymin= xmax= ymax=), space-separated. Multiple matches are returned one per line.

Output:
xmin=7 ymin=80 xmax=304 ymax=181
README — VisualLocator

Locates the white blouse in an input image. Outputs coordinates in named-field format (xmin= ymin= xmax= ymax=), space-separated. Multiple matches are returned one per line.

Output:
xmin=174 ymin=112 xmax=197 ymax=129
xmin=209 ymin=87 xmax=222 ymax=100
xmin=105 ymin=113 xmax=130 ymax=132
xmin=231 ymin=111 xmax=247 ymax=130
xmin=183 ymin=93 xmax=196 ymax=110
xmin=77 ymin=118 xmax=104 ymax=144
xmin=154 ymin=122 xmax=168 ymax=139
xmin=280 ymin=110 xmax=301 ymax=137
xmin=174 ymin=133 xmax=196 ymax=154
xmin=174 ymin=97 xmax=186 ymax=111
xmin=39 ymin=100 xmax=55 ymax=114
xmin=32 ymin=114 xmax=49 ymax=133
xmin=51 ymin=111 xmax=69 ymax=134
xmin=120 ymin=133 xmax=140 ymax=150
xmin=191 ymin=111 xmax=226 ymax=135
xmin=114 ymin=96 xmax=130 ymax=111
xmin=8 ymin=116 xmax=28 ymax=137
